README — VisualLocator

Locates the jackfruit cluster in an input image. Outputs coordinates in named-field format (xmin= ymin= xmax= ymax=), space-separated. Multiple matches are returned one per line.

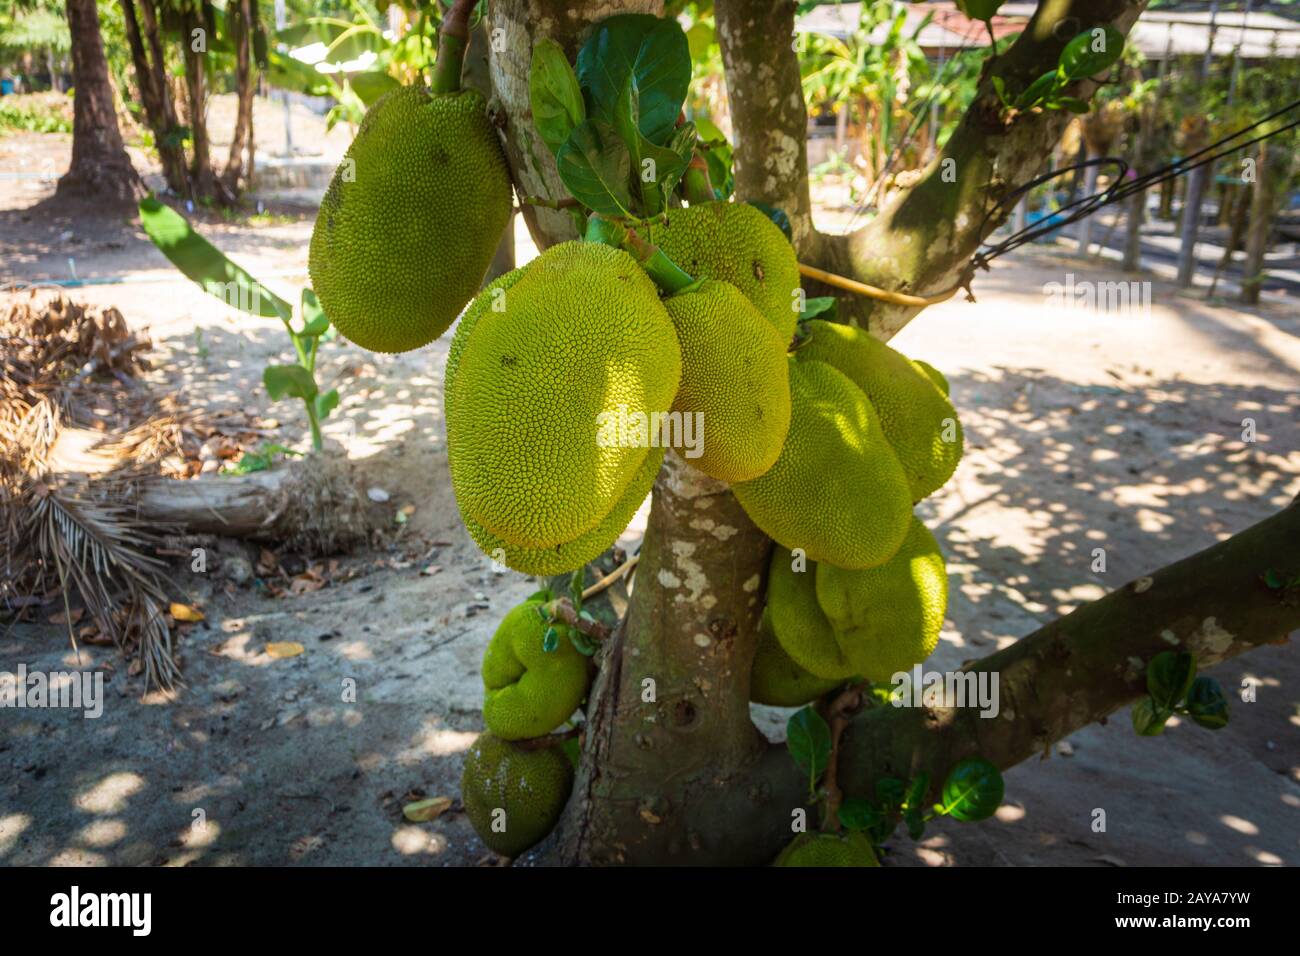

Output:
xmin=309 ymin=86 xmax=512 ymax=353
xmin=461 ymin=731 xmax=574 ymax=858
xmin=773 ymin=831 xmax=880 ymax=867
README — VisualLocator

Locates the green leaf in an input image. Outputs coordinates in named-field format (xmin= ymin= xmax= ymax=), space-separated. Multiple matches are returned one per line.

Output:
xmin=837 ymin=797 xmax=881 ymax=832
xmin=746 ymin=201 xmax=792 ymax=242
xmin=875 ymin=777 xmax=906 ymax=810
xmin=569 ymin=630 xmax=599 ymax=657
xmin=799 ymin=296 xmax=837 ymax=321
xmin=561 ymin=735 xmax=581 ymax=769
xmin=1185 ymin=677 xmax=1230 ymax=730
xmin=1013 ymin=70 xmax=1059 ymax=109
xmin=138 ymin=199 xmax=291 ymax=319
xmin=568 ymin=567 xmax=585 ymax=611
xmin=1058 ymin=25 xmax=1125 ymax=81
xmin=555 ymin=120 xmax=633 ymax=217
xmin=350 ymin=71 xmax=400 ymax=107
xmin=263 ymin=364 xmax=318 ymax=402
xmin=1132 ymin=697 xmax=1171 ymax=736
xmin=636 ymin=122 xmax=694 ymax=214
xmin=1057 ymin=96 xmax=1092 ymax=114
xmin=530 ymin=38 xmax=586 ymax=156
xmin=903 ymin=805 xmax=926 ymax=840
xmin=575 ymin=14 xmax=691 ymax=148
xmin=299 ymin=288 xmax=330 ymax=337
xmin=526 ymin=588 xmax=555 ymax=603
xmin=1262 ymin=568 xmax=1284 ymax=589
xmin=939 ymin=757 xmax=1004 ymax=822
xmin=957 ymin=0 xmax=1005 ymax=20
xmin=542 ymin=626 xmax=560 ymax=653
xmin=314 ymin=389 xmax=339 ymax=421
xmin=905 ymin=772 xmax=930 ymax=811
xmin=785 ymin=707 xmax=832 ymax=781
xmin=990 ymin=74 xmax=1009 ymax=106
xmin=1147 ymin=651 xmax=1196 ymax=711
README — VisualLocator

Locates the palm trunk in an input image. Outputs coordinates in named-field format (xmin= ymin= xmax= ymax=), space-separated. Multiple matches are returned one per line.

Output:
xmin=57 ymin=0 xmax=144 ymax=204
xmin=120 ymin=0 xmax=188 ymax=194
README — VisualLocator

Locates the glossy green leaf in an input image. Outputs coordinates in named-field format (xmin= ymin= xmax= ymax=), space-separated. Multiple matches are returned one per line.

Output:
xmin=1147 ymin=651 xmax=1196 ymax=711
xmin=299 ymin=288 xmax=330 ymax=337
xmin=263 ymin=364 xmax=317 ymax=402
xmin=314 ymin=389 xmax=339 ymax=421
xmin=799 ymin=296 xmax=837 ymax=321
xmin=1132 ymin=697 xmax=1170 ymax=736
xmin=1185 ymin=677 xmax=1230 ymax=730
xmin=837 ymin=797 xmax=881 ymax=832
xmin=350 ymin=71 xmax=400 ymax=106
xmin=1058 ymin=25 xmax=1125 ymax=81
xmin=786 ymin=706 xmax=832 ymax=780
xmin=542 ymin=626 xmax=560 ymax=654
xmin=530 ymin=38 xmax=586 ymax=156
xmin=139 ymin=199 xmax=291 ymax=319
xmin=575 ymin=14 xmax=691 ymax=147
xmin=957 ymin=0 xmax=1005 ymax=20
xmin=1057 ymin=96 xmax=1092 ymax=114
xmin=939 ymin=757 xmax=1004 ymax=821
xmin=1013 ymin=70 xmax=1059 ymax=109
xmin=556 ymin=120 xmax=633 ymax=217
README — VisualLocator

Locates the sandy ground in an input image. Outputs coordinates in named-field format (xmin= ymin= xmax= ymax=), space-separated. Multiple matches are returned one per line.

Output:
xmin=1 ymin=130 xmax=1297 ymax=867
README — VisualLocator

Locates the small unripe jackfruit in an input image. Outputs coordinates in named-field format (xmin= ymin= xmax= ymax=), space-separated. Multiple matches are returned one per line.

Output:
xmin=664 ymin=280 xmax=791 ymax=482
xmin=481 ymin=596 xmax=590 ymax=740
xmin=309 ymin=86 xmax=512 ymax=353
xmin=766 ymin=546 xmax=855 ymax=680
xmin=733 ymin=358 xmax=912 ymax=570
xmin=814 ymin=516 xmax=948 ymax=684
xmin=797 ymin=320 xmax=962 ymax=501
xmin=645 ymin=202 xmax=801 ymax=341
xmin=774 ymin=831 xmax=880 ymax=867
xmin=461 ymin=732 xmax=573 ymax=858
xmin=446 ymin=242 xmax=681 ymax=550
xmin=750 ymin=607 xmax=843 ymax=706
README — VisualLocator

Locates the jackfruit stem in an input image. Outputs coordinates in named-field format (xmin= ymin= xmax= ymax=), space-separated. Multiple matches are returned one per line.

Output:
xmin=430 ymin=0 xmax=474 ymax=94
xmin=682 ymin=151 xmax=715 ymax=205
xmin=584 ymin=214 xmax=696 ymax=294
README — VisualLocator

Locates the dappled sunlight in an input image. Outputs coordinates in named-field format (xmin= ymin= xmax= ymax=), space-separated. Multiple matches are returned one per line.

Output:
xmin=75 ymin=772 xmax=145 ymax=815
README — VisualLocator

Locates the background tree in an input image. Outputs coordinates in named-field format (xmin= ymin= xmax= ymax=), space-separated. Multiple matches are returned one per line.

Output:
xmin=467 ymin=0 xmax=1298 ymax=866
xmin=56 ymin=0 xmax=144 ymax=203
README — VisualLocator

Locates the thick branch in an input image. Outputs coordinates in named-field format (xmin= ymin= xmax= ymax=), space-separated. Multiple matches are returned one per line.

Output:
xmin=835 ymin=500 xmax=1300 ymax=806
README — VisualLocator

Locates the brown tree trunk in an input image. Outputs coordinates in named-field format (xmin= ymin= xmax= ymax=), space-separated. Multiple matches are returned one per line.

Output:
xmin=221 ymin=0 xmax=256 ymax=196
xmin=180 ymin=8 xmax=225 ymax=203
xmin=120 ymin=0 xmax=189 ymax=194
xmin=1240 ymin=141 xmax=1287 ymax=305
xmin=57 ymin=0 xmax=145 ymax=204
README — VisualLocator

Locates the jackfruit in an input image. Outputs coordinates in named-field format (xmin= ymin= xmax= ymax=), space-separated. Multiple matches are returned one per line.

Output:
xmin=481 ymin=596 xmax=590 ymax=740
xmin=309 ymin=85 xmax=512 ymax=354
xmin=663 ymin=280 xmax=791 ymax=482
xmin=814 ymin=516 xmax=948 ymax=684
xmin=644 ymin=202 xmax=801 ymax=341
xmin=445 ymin=241 xmax=681 ymax=550
xmin=773 ymin=831 xmax=880 ymax=867
xmin=732 ymin=358 xmax=912 ymax=570
xmin=766 ymin=546 xmax=856 ymax=680
xmin=463 ymin=447 xmax=663 ymax=576
xmin=461 ymin=732 xmax=573 ymax=857
xmin=750 ymin=607 xmax=844 ymax=706
xmin=912 ymin=358 xmax=949 ymax=396
xmin=797 ymin=321 xmax=962 ymax=502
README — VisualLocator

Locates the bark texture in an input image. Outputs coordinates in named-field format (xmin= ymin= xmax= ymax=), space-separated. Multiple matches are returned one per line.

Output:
xmin=221 ymin=0 xmax=257 ymax=195
xmin=121 ymin=0 xmax=189 ymax=194
xmin=57 ymin=0 xmax=145 ymax=204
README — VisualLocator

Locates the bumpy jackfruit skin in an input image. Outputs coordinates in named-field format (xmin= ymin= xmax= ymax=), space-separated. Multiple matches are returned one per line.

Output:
xmin=309 ymin=86 xmax=512 ymax=353
xmin=767 ymin=547 xmax=855 ymax=680
xmin=814 ymin=516 xmax=948 ymax=684
xmin=912 ymin=358 xmax=949 ymax=396
xmin=481 ymin=598 xmax=590 ymax=740
xmin=663 ymin=280 xmax=792 ymax=482
xmin=733 ymin=359 xmax=912 ymax=570
xmin=797 ymin=321 xmax=963 ymax=502
xmin=773 ymin=831 xmax=880 ymax=867
xmin=463 ymin=448 xmax=664 ymax=575
xmin=750 ymin=607 xmax=844 ymax=706
xmin=461 ymin=732 xmax=573 ymax=857
xmin=644 ymin=202 xmax=801 ymax=341
xmin=445 ymin=242 xmax=681 ymax=550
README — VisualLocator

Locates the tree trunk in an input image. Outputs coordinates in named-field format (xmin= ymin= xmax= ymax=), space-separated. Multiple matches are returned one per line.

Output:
xmin=120 ymin=0 xmax=189 ymax=194
xmin=1240 ymin=141 xmax=1283 ymax=305
xmin=181 ymin=9 xmax=224 ymax=203
xmin=221 ymin=0 xmax=256 ymax=196
xmin=57 ymin=0 xmax=145 ymax=204
xmin=1206 ymin=181 xmax=1250 ymax=298
xmin=1175 ymin=164 xmax=1208 ymax=287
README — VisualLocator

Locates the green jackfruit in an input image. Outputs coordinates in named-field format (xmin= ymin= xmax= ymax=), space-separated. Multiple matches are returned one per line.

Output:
xmin=309 ymin=85 xmax=512 ymax=353
xmin=663 ymin=280 xmax=791 ymax=482
xmin=481 ymin=596 xmax=590 ymax=740
xmin=732 ymin=358 xmax=912 ymax=570
xmin=644 ymin=202 xmax=801 ymax=341
xmin=814 ymin=516 xmax=948 ymax=684
xmin=463 ymin=447 xmax=663 ymax=576
xmin=750 ymin=607 xmax=843 ymax=706
xmin=767 ymin=546 xmax=856 ymax=680
xmin=445 ymin=242 xmax=681 ymax=550
xmin=797 ymin=321 xmax=962 ymax=501
xmin=773 ymin=831 xmax=880 ymax=867
xmin=461 ymin=732 xmax=573 ymax=857
xmin=912 ymin=358 xmax=949 ymax=396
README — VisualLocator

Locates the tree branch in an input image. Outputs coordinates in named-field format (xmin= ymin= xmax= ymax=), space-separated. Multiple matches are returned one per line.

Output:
xmin=834 ymin=500 xmax=1300 ymax=806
